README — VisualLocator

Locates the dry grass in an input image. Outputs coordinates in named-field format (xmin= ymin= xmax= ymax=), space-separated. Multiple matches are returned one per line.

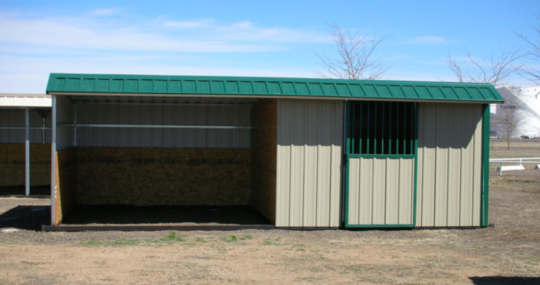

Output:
xmin=0 ymin=144 xmax=538 ymax=284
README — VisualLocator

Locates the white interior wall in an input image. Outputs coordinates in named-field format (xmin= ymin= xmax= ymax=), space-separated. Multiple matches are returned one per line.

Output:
xmin=0 ymin=109 xmax=52 ymax=143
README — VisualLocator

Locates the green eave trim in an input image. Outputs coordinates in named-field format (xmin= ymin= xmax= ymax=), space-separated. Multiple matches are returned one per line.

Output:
xmin=46 ymin=73 xmax=504 ymax=103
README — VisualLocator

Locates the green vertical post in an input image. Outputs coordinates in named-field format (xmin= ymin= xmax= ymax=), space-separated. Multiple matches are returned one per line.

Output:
xmin=381 ymin=103 xmax=385 ymax=154
xmin=396 ymin=105 xmax=399 ymax=154
xmin=367 ymin=105 xmax=370 ymax=154
xmin=344 ymin=101 xmax=350 ymax=226
xmin=403 ymin=104 xmax=407 ymax=154
xmin=374 ymin=103 xmax=378 ymax=154
xmin=351 ymin=103 xmax=355 ymax=154
xmin=481 ymin=104 xmax=490 ymax=227
xmin=410 ymin=104 xmax=414 ymax=154
xmin=389 ymin=103 xmax=392 ymax=155
xmin=359 ymin=103 xmax=362 ymax=154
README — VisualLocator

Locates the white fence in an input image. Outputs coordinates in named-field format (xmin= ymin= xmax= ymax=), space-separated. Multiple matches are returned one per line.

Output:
xmin=489 ymin=157 xmax=540 ymax=175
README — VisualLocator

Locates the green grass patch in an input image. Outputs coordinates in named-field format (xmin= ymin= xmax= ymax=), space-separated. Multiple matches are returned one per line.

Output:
xmin=221 ymin=235 xmax=239 ymax=243
xmin=156 ymin=232 xmax=186 ymax=243
xmin=78 ymin=232 xmax=186 ymax=247
xmin=262 ymin=238 xmax=283 ymax=246
xmin=79 ymin=239 xmax=139 ymax=247
xmin=220 ymin=235 xmax=253 ymax=243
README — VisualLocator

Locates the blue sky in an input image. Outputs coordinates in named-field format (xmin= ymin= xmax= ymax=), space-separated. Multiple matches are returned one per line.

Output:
xmin=0 ymin=0 xmax=539 ymax=93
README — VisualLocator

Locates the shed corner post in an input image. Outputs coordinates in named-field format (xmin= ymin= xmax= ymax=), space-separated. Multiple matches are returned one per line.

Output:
xmin=50 ymin=96 xmax=57 ymax=226
xmin=25 ymin=108 xmax=30 ymax=196
xmin=481 ymin=104 xmax=490 ymax=227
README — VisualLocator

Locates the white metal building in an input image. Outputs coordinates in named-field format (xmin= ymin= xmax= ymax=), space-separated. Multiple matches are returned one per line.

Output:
xmin=0 ymin=94 xmax=52 ymax=195
xmin=495 ymin=86 xmax=540 ymax=138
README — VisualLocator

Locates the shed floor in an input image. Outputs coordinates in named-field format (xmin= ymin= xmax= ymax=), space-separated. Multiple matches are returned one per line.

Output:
xmin=61 ymin=205 xmax=272 ymax=225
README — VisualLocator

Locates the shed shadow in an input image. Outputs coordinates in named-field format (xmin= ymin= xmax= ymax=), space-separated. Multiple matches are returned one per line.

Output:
xmin=61 ymin=205 xmax=272 ymax=225
xmin=0 ymin=205 xmax=50 ymax=231
xmin=470 ymin=276 xmax=540 ymax=285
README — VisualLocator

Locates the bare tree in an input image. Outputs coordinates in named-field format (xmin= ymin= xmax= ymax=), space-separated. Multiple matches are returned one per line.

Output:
xmin=446 ymin=48 xmax=521 ymax=86
xmin=514 ymin=14 xmax=540 ymax=84
xmin=318 ymin=24 xmax=388 ymax=80
xmin=492 ymin=95 xmax=527 ymax=150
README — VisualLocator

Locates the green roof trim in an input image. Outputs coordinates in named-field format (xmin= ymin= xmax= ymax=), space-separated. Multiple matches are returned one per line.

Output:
xmin=46 ymin=73 xmax=504 ymax=103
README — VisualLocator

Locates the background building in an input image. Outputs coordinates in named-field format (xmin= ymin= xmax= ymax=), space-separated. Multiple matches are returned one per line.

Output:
xmin=494 ymin=86 xmax=540 ymax=138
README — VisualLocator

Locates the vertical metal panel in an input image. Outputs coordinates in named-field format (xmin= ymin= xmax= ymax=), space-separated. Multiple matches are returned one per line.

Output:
xmin=289 ymin=100 xmax=305 ymax=227
xmin=399 ymin=158 xmax=414 ymax=224
xmin=303 ymin=101 xmax=318 ymax=226
xmin=276 ymin=99 xmax=343 ymax=228
xmin=359 ymin=158 xmax=373 ymax=224
xmin=435 ymin=106 xmax=449 ymax=227
xmin=329 ymin=101 xmax=343 ymax=227
xmin=385 ymin=158 xmax=399 ymax=224
xmin=416 ymin=103 xmax=483 ymax=227
xmin=275 ymin=100 xmax=292 ymax=227
xmin=347 ymin=157 xmax=414 ymax=225
xmin=372 ymin=158 xmax=386 ymax=224
xmin=473 ymin=109 xmax=483 ymax=226
xmin=348 ymin=158 xmax=360 ymax=225
xmin=76 ymin=102 xmax=251 ymax=148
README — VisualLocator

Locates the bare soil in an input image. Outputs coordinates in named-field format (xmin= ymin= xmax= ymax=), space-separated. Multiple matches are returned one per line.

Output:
xmin=0 ymin=151 xmax=539 ymax=284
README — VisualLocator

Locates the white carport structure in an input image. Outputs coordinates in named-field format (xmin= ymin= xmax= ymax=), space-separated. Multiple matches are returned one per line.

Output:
xmin=0 ymin=94 xmax=52 ymax=196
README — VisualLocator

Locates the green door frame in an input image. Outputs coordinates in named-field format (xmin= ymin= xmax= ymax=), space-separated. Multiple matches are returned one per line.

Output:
xmin=343 ymin=101 xmax=419 ymax=229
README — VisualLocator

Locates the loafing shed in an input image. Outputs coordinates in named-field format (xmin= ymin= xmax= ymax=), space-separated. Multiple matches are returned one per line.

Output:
xmin=0 ymin=94 xmax=52 ymax=196
xmin=45 ymin=73 xmax=502 ymax=229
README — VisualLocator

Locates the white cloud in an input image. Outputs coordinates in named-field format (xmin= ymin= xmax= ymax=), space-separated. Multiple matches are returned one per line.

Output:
xmin=89 ymin=8 xmax=121 ymax=16
xmin=409 ymin=36 xmax=447 ymax=45
xmin=0 ymin=17 xmax=278 ymax=53
xmin=161 ymin=19 xmax=214 ymax=28
xmin=0 ymin=10 xmax=331 ymax=92
xmin=0 ymin=12 xmax=328 ymax=54
xmin=0 ymin=54 xmax=318 ymax=93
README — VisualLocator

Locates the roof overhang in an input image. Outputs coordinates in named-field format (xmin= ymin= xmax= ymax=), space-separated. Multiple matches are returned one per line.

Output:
xmin=0 ymin=93 xmax=52 ymax=108
xmin=48 ymin=91 xmax=500 ymax=104
xmin=46 ymin=73 xmax=505 ymax=104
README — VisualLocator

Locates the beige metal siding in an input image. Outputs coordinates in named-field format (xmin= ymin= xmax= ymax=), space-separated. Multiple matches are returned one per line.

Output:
xmin=417 ymin=103 xmax=483 ymax=227
xmin=276 ymin=99 xmax=343 ymax=228
xmin=348 ymin=158 xmax=415 ymax=225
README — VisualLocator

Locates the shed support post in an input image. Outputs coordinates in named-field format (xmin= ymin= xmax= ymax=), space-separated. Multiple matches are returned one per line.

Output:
xmin=25 ymin=108 xmax=30 ymax=196
xmin=51 ymin=97 xmax=57 ymax=225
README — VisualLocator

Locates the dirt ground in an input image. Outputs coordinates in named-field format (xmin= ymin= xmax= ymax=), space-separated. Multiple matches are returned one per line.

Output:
xmin=0 ymin=146 xmax=539 ymax=284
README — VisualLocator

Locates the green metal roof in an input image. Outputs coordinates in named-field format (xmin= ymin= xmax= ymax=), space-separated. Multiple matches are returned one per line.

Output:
xmin=46 ymin=73 xmax=503 ymax=103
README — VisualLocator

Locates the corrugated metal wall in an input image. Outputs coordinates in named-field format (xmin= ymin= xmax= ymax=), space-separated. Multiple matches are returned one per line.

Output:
xmin=56 ymin=97 xmax=75 ymax=150
xmin=348 ymin=158 xmax=414 ymax=225
xmin=0 ymin=109 xmax=52 ymax=143
xmin=416 ymin=103 xmax=483 ymax=227
xmin=76 ymin=103 xmax=251 ymax=148
xmin=276 ymin=99 xmax=343 ymax=228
